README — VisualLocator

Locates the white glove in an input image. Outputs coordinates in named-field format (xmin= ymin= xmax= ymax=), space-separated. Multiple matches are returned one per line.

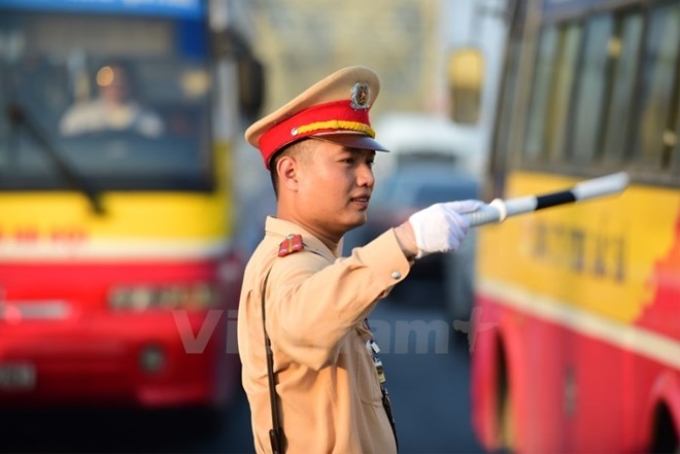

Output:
xmin=408 ymin=200 xmax=483 ymax=259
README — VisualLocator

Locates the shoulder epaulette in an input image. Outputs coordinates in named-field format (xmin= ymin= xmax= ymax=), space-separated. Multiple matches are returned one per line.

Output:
xmin=278 ymin=234 xmax=304 ymax=257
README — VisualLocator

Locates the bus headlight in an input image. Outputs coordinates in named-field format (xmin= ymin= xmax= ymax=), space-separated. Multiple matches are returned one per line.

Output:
xmin=109 ymin=283 xmax=219 ymax=311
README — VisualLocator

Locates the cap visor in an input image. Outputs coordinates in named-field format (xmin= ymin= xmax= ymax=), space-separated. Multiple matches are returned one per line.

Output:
xmin=312 ymin=133 xmax=390 ymax=152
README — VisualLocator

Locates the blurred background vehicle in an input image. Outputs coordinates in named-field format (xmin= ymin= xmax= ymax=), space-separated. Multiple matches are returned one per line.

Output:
xmin=470 ymin=0 xmax=680 ymax=452
xmin=0 ymin=0 xmax=264 ymax=428
xmin=371 ymin=112 xmax=485 ymax=181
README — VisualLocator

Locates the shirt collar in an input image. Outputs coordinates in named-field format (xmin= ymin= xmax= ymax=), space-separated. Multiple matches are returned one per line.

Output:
xmin=264 ymin=216 xmax=343 ymax=259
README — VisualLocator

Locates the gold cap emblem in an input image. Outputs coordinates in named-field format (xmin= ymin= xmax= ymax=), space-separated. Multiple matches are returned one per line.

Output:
xmin=350 ymin=82 xmax=370 ymax=110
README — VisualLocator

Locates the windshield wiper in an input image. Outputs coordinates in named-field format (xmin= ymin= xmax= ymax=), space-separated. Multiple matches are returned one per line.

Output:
xmin=6 ymin=103 xmax=105 ymax=215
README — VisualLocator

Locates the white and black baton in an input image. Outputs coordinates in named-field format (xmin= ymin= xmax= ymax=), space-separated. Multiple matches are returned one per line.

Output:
xmin=463 ymin=172 xmax=629 ymax=227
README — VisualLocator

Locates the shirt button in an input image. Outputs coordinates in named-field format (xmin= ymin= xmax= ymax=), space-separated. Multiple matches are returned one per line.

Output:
xmin=391 ymin=271 xmax=401 ymax=280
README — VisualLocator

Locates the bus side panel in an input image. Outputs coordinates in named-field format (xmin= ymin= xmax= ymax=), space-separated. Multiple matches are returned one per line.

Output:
xmin=0 ymin=257 xmax=242 ymax=409
xmin=477 ymin=292 xmax=678 ymax=453
xmin=474 ymin=171 xmax=680 ymax=452
xmin=474 ymin=293 xmax=574 ymax=453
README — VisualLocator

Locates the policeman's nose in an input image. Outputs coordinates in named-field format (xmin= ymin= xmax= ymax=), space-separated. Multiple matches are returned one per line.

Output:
xmin=357 ymin=163 xmax=375 ymax=188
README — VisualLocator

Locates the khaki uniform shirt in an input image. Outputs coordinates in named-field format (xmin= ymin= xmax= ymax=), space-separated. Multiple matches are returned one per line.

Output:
xmin=238 ymin=216 xmax=411 ymax=453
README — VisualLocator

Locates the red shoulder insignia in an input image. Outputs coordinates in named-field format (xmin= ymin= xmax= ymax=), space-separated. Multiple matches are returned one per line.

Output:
xmin=278 ymin=234 xmax=304 ymax=257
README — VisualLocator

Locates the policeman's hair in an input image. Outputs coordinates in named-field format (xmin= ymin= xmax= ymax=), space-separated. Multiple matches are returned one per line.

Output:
xmin=269 ymin=139 xmax=315 ymax=198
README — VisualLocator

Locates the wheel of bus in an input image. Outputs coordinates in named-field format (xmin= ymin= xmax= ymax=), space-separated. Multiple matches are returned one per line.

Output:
xmin=496 ymin=347 xmax=515 ymax=453
xmin=650 ymin=403 xmax=679 ymax=454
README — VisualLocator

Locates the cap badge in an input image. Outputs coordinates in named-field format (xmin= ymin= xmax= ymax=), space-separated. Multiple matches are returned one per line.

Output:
xmin=350 ymin=82 xmax=371 ymax=110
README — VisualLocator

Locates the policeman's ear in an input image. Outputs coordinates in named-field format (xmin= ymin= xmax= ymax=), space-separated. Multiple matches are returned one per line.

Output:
xmin=276 ymin=155 xmax=300 ymax=192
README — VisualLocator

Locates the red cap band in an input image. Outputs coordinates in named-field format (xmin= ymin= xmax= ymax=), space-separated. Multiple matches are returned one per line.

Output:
xmin=259 ymin=100 xmax=374 ymax=167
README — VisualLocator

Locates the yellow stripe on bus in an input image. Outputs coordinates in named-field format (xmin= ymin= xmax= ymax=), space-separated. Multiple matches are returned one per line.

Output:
xmin=477 ymin=171 xmax=680 ymax=325
xmin=0 ymin=142 xmax=234 ymax=243
xmin=0 ymin=191 xmax=231 ymax=240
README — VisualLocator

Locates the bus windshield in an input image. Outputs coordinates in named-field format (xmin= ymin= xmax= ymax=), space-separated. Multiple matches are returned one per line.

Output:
xmin=0 ymin=8 xmax=212 ymax=191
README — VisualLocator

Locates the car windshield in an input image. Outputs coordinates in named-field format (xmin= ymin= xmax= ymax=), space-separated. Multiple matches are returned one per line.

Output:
xmin=0 ymin=9 xmax=212 ymax=191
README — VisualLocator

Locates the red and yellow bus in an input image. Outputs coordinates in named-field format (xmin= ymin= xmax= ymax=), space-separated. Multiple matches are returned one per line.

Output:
xmin=0 ymin=0 xmax=262 ymax=414
xmin=470 ymin=0 xmax=680 ymax=451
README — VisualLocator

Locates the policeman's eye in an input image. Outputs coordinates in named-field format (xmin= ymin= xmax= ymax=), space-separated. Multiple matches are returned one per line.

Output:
xmin=366 ymin=159 xmax=375 ymax=168
xmin=341 ymin=157 xmax=355 ymax=164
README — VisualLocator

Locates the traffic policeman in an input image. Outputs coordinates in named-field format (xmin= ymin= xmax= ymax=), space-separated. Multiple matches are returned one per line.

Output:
xmin=237 ymin=66 xmax=480 ymax=453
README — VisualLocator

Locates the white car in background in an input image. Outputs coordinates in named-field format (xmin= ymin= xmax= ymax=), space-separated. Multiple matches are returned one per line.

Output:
xmin=371 ymin=112 xmax=485 ymax=182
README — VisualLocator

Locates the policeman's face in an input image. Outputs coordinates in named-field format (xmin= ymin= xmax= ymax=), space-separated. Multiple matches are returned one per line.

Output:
xmin=296 ymin=140 xmax=375 ymax=237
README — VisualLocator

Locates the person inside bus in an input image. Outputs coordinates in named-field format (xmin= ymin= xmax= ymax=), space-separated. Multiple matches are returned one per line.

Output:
xmin=237 ymin=65 xmax=482 ymax=453
xmin=59 ymin=61 xmax=164 ymax=138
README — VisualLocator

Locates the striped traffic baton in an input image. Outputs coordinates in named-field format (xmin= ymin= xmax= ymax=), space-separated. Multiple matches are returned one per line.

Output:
xmin=463 ymin=172 xmax=629 ymax=227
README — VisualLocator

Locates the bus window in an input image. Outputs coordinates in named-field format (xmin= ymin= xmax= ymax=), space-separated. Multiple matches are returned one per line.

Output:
xmin=490 ymin=35 xmax=522 ymax=197
xmin=674 ymin=122 xmax=680 ymax=172
xmin=0 ymin=12 xmax=212 ymax=191
xmin=524 ymin=23 xmax=582 ymax=162
xmin=524 ymin=26 xmax=557 ymax=160
xmin=662 ymin=7 xmax=680 ymax=171
xmin=571 ymin=14 xmax=613 ymax=164
xmin=602 ymin=11 xmax=644 ymax=165
xmin=672 ymin=94 xmax=680 ymax=172
xmin=632 ymin=1 xmax=680 ymax=168
xmin=547 ymin=22 xmax=581 ymax=162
